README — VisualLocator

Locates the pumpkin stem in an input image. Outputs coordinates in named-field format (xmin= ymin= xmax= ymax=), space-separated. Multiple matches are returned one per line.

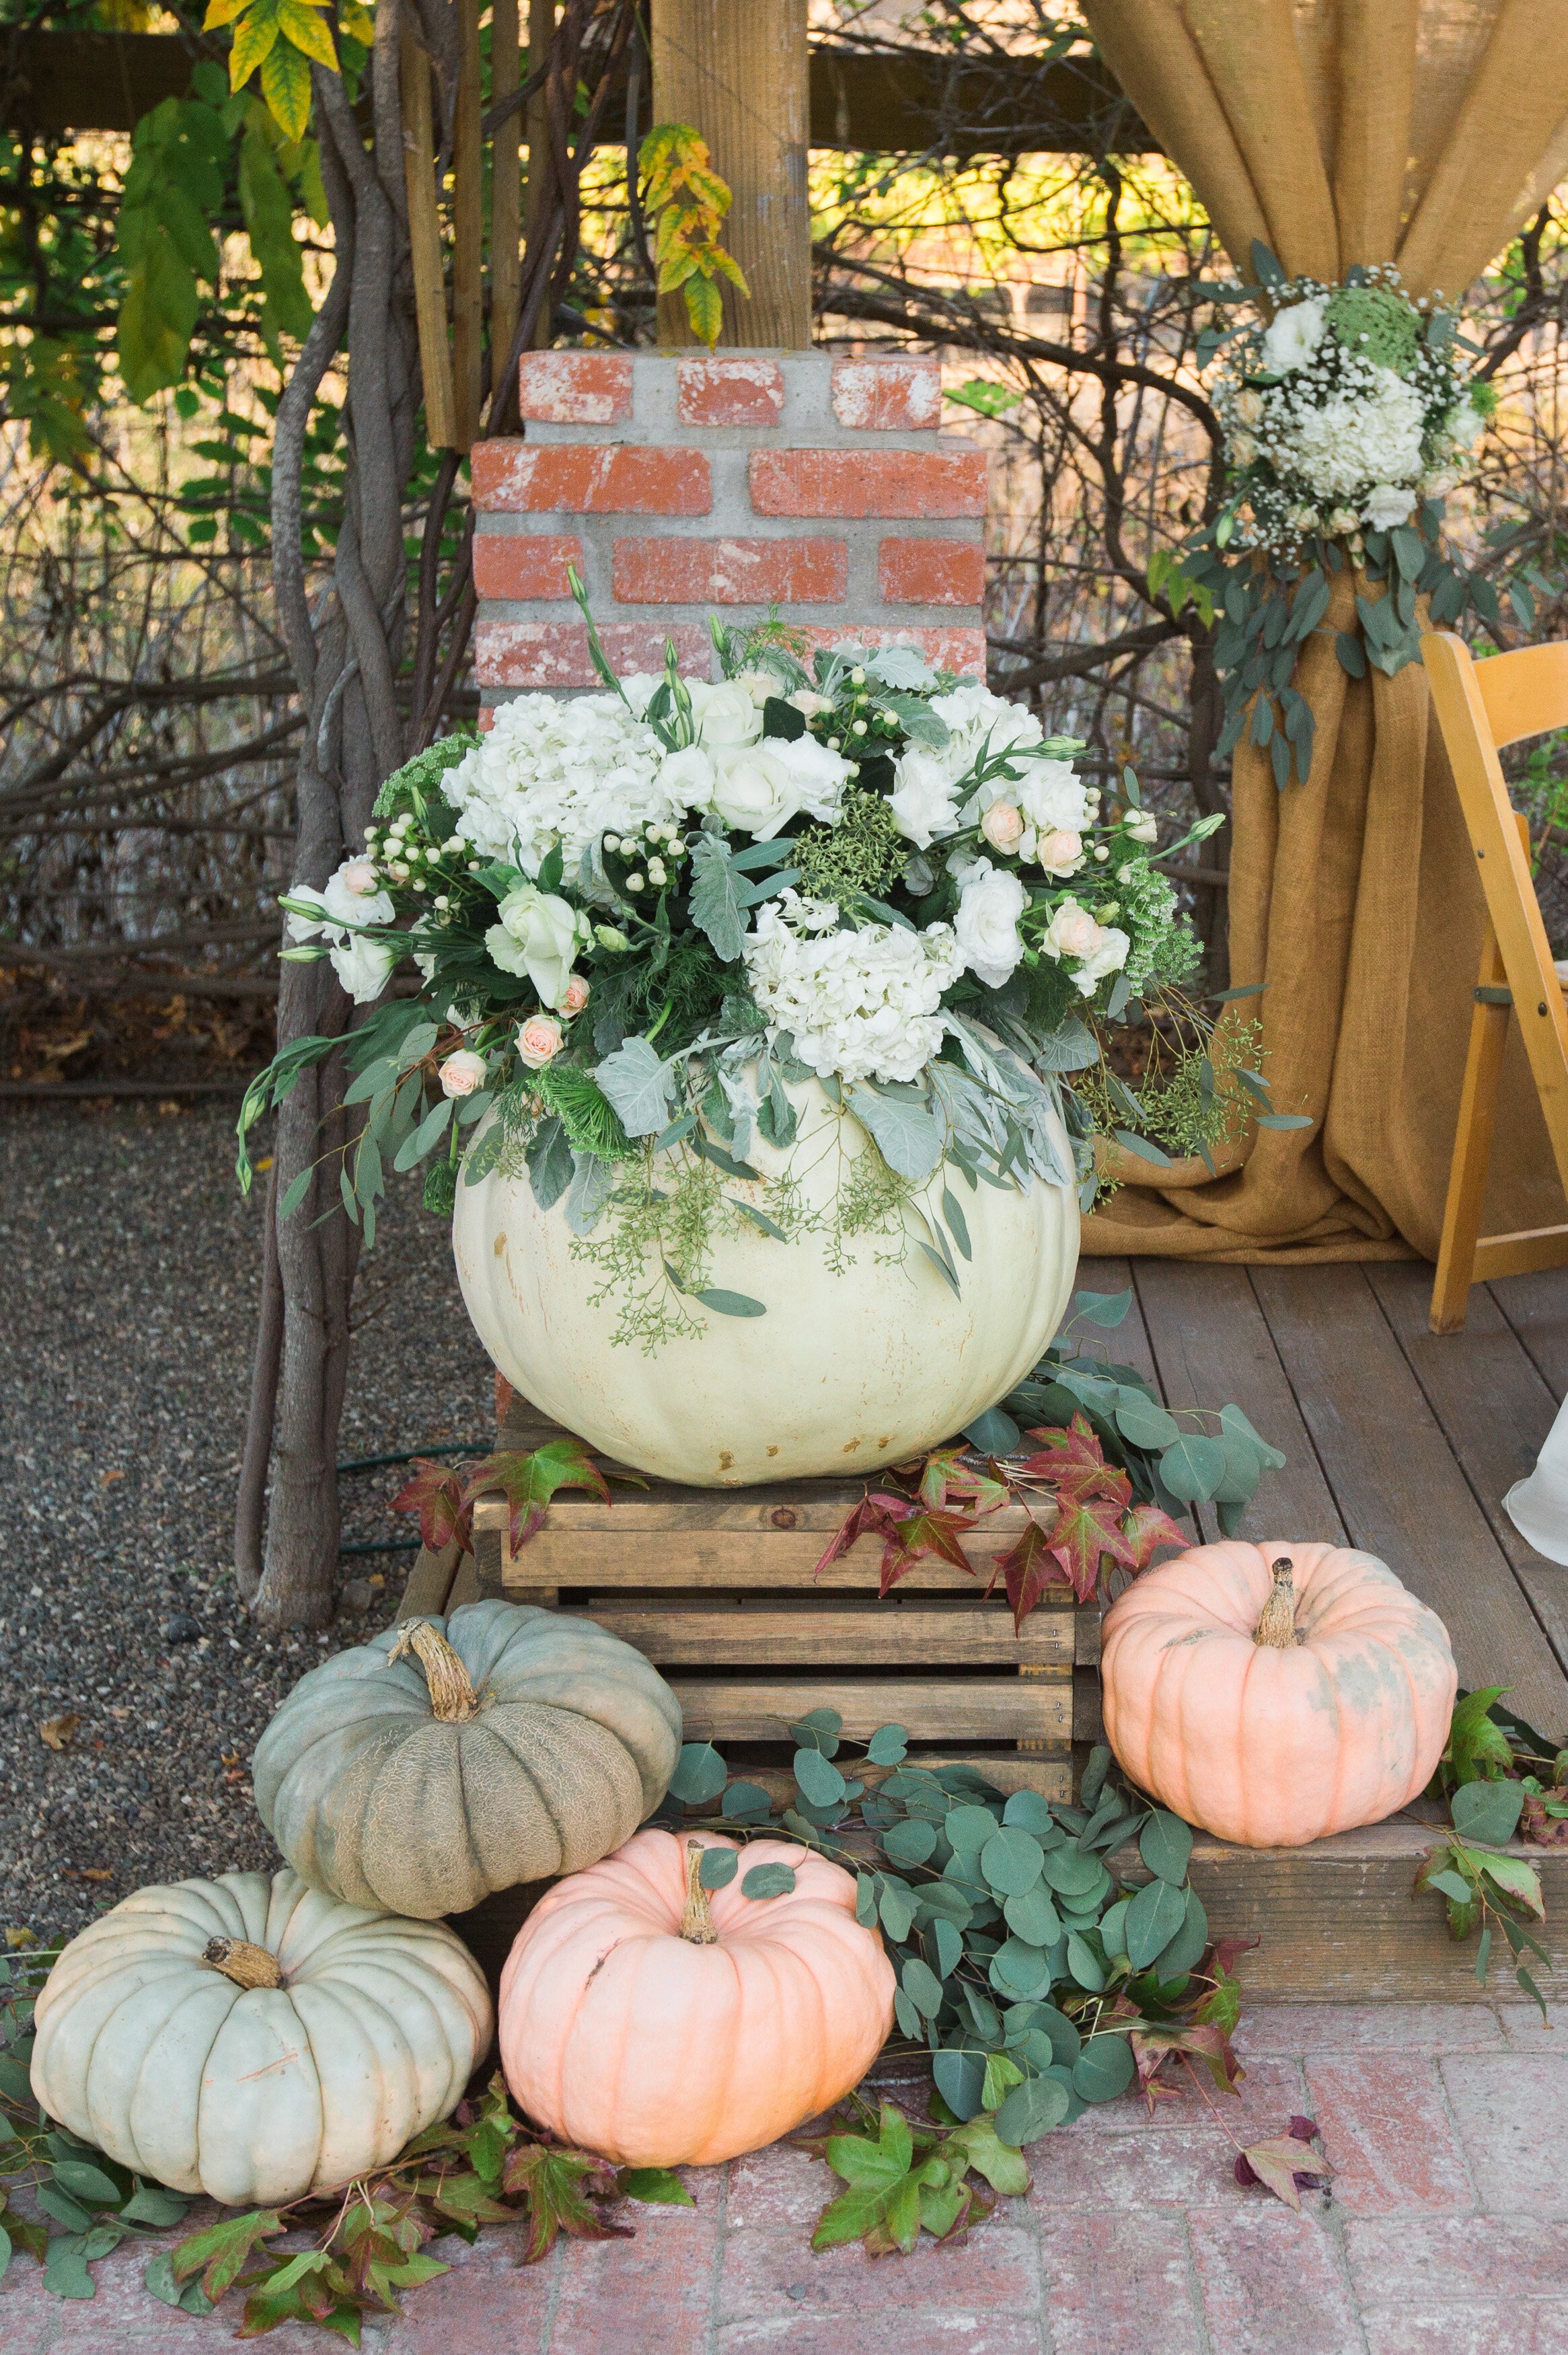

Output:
xmin=679 ymin=1840 xmax=720 ymax=1945
xmin=204 ymin=1936 xmax=283 ymax=1990
xmin=1253 ymin=1556 xmax=1299 ymax=1649
xmin=387 ymin=1620 xmax=480 ymax=1721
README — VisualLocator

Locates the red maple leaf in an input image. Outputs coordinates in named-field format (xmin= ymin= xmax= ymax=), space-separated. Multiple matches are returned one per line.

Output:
xmin=1234 ymin=2117 xmax=1333 ymax=2210
xmin=1131 ymin=2021 xmax=1245 ymax=2113
xmin=994 ymin=1513 xmax=1061 ymax=1632
xmin=814 ymin=1493 xmax=903 ymax=1579
xmin=1045 ymin=1489 xmax=1140 ymax=1602
xmin=918 ymin=1449 xmax=1009 ymax=1515
xmin=1121 ymin=1502 xmax=1190 ymax=1570
xmin=1016 ymin=1416 xmax=1131 ymax=1509
xmin=392 ymin=1459 xmax=470 ymax=1552
xmin=874 ymin=1500 xmax=980 ymax=1596
xmin=461 ymin=1441 xmax=613 ymax=1554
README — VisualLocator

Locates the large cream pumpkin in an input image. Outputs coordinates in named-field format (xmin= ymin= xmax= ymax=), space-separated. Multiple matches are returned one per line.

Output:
xmin=30 ymin=1870 xmax=491 ymax=2204
xmin=253 ymin=1601 xmax=683 ymax=1919
xmin=498 ymin=1829 xmax=895 ymax=2166
xmin=1099 ymin=1540 xmax=1458 ymax=1848
xmin=453 ymin=1071 xmax=1078 ymax=1486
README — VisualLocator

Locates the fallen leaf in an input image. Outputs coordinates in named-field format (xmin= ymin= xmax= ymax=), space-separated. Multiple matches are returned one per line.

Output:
xmin=40 ymin=1712 xmax=80 ymax=1751
xmin=99 ymin=1470 xmax=124 ymax=1487
xmin=5 ymin=1926 xmax=36 ymax=1949
xmin=1234 ymin=2118 xmax=1332 ymax=2210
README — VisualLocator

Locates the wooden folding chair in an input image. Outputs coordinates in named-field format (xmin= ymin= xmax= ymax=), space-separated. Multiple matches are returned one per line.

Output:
xmin=1424 ymin=630 xmax=1568 ymax=1332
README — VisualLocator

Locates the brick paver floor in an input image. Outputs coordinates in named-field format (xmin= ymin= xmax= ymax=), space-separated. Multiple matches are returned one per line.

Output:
xmin=1 ymin=2001 xmax=1561 ymax=2355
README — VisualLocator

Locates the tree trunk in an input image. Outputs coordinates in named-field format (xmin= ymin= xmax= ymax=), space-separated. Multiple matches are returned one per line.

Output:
xmin=1185 ymin=620 xmax=1229 ymax=992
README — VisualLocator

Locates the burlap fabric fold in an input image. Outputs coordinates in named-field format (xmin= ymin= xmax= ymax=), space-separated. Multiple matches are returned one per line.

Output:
xmin=1078 ymin=0 xmax=1568 ymax=1261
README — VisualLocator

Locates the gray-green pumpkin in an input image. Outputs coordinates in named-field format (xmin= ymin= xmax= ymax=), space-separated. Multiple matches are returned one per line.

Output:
xmin=252 ymin=1601 xmax=683 ymax=1919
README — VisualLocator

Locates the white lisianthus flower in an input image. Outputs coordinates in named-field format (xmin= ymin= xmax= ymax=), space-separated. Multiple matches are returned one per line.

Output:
xmin=1446 ymin=398 xmax=1486 ymax=449
xmin=889 ymin=746 xmax=964 ymax=848
xmin=486 ymin=883 xmax=583 ymax=1008
xmin=1261 ymin=295 xmax=1327 ymax=375
xmin=287 ymin=861 xmax=395 ymax=939
xmin=930 ymin=682 xmax=1044 ymax=756
xmin=616 ymin=673 xmax=661 ymax=717
xmin=688 ymin=678 xmax=764 ymax=751
xmin=730 ymin=667 xmax=778 ymax=709
xmin=776 ymin=730 xmax=854 ymax=822
xmin=517 ymin=1013 xmax=566 ymax=1068
xmin=328 ymin=935 xmax=398 ymax=1005
xmin=1363 ymin=482 xmax=1417 ymax=530
xmin=439 ymin=1049 xmax=488 ymax=1099
xmin=1011 ymin=756 xmax=1091 ymax=839
xmin=953 ymin=858 xmax=1029 ymax=988
xmin=1072 ymin=926 xmax=1130 ymax=995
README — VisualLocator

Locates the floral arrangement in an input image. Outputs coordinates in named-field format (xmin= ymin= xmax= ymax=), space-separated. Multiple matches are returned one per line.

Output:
xmin=239 ymin=595 xmax=1263 ymax=1344
xmin=1177 ymin=246 xmax=1513 ymax=786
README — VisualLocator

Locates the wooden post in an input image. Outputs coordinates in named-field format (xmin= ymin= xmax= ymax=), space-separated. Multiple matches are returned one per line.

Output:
xmin=451 ymin=0 xmax=484 ymax=449
xmin=650 ymin=0 xmax=811 ymax=349
xmin=400 ymin=29 xmax=457 ymax=450
xmin=523 ymin=0 xmax=557 ymax=350
xmin=491 ymin=0 xmax=523 ymax=376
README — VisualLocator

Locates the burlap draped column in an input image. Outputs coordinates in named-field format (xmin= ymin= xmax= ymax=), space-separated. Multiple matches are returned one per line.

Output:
xmin=1078 ymin=0 xmax=1568 ymax=1262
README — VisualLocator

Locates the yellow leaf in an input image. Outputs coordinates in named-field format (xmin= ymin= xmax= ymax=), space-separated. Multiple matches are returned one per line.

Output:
xmin=203 ymin=0 xmax=252 ymax=25
xmin=276 ymin=0 xmax=338 ymax=70
xmin=710 ymin=247 xmax=750 ymax=295
xmin=656 ymin=248 xmax=699 ymax=293
xmin=260 ymin=36 xmax=313 ymax=139
xmin=684 ymin=271 xmax=723 ymax=350
xmin=40 ymin=1711 xmax=81 ymax=1752
xmin=230 ymin=5 xmax=283 ymax=87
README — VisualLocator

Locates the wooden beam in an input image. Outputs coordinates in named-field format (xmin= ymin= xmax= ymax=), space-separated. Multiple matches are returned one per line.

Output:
xmin=451 ymin=0 xmax=484 ymax=450
xmin=491 ymin=0 xmax=523 ymax=373
xmin=652 ymin=0 xmax=811 ymax=348
xmin=3 ymin=29 xmax=1156 ymax=155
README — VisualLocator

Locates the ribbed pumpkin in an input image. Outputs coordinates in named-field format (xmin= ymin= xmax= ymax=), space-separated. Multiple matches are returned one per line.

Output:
xmin=30 ymin=1870 xmax=491 ymax=2205
xmin=1099 ymin=1540 xmax=1457 ymax=1848
xmin=498 ymin=1830 xmax=895 ymax=2166
xmin=253 ymin=1600 xmax=683 ymax=1919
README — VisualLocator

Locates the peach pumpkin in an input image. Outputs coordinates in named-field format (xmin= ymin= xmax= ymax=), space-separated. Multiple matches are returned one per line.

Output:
xmin=1099 ymin=1541 xmax=1457 ymax=1848
xmin=498 ymin=1829 xmax=895 ymax=2167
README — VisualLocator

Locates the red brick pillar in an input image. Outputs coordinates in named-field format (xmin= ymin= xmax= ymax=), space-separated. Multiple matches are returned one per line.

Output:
xmin=470 ymin=351 xmax=988 ymax=701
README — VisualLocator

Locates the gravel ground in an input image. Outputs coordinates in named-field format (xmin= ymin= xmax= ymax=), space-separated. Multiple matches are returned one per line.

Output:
xmin=0 ymin=1099 xmax=494 ymax=1942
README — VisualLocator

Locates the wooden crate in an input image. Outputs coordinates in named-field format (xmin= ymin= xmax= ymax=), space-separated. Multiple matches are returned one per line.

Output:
xmin=451 ymin=1392 xmax=1093 ymax=1801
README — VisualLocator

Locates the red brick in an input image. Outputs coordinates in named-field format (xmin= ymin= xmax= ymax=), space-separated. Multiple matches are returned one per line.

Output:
xmin=1345 ymin=2216 xmax=1568 ymax=2307
xmin=1439 ymin=2052 xmax=1568 ymax=2213
xmin=550 ymin=2201 xmax=718 ymax=2355
xmin=879 ymin=536 xmax=986 ymax=606
xmin=612 ymin=537 xmax=847 ymax=606
xmin=678 ymin=356 xmax=785 ymax=427
xmin=726 ymin=2138 xmax=834 ymax=2233
xmin=748 ymin=448 xmax=986 ymax=520
xmin=791 ymin=624 xmax=986 ymax=678
xmin=1304 ymin=2056 xmax=1476 ymax=2216
xmin=718 ymin=2222 xmax=1036 ymax=2322
xmin=380 ymin=2226 xmax=556 ymax=2351
xmin=1028 ymin=2120 xmax=1246 ymax=2210
xmin=475 ymin=618 xmax=709 ymax=689
xmin=472 ymin=441 xmax=710 ymax=515
xmin=1186 ymin=2204 xmax=1362 ymax=2355
xmin=472 ymin=532 xmax=583 ymax=601
xmin=832 ymin=356 xmax=942 ymax=431
xmin=517 ymin=349 xmax=633 ymax=424
xmin=716 ymin=2317 xmax=1043 ymax=2355
xmin=1234 ymin=2004 xmax=1505 ymax=2058
xmin=1361 ymin=2302 xmax=1568 ymax=2355
xmin=1037 ymin=2214 xmax=1205 ymax=2355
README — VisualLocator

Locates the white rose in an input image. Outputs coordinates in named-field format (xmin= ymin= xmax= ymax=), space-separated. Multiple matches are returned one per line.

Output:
xmin=707 ymin=744 xmax=804 ymax=839
xmin=1012 ymin=756 xmax=1090 ymax=837
xmin=1071 ymin=925 xmax=1129 ymax=996
xmin=1125 ymin=809 xmax=1158 ymax=844
xmin=287 ymin=865 xmax=395 ymax=941
xmin=731 ymin=667 xmax=778 ymax=709
xmin=439 ymin=1049 xmax=488 ymax=1099
xmin=1325 ymin=506 xmax=1360 ymax=537
xmin=775 ymin=731 xmax=854 ymax=822
xmin=889 ymin=746 xmax=963 ymax=848
xmin=659 ymin=742 xmax=717 ymax=810
xmin=328 ymin=934 xmax=398 ymax=1005
xmin=1042 ymin=899 xmax=1103 ymax=963
xmin=1446 ymin=398 xmax=1485 ymax=449
xmin=689 ymin=678 xmax=764 ymax=751
xmin=981 ymin=801 xmax=1025 ymax=853
xmin=1363 ymin=482 xmax=1417 ymax=530
xmin=1260 ymin=295 xmax=1327 ymax=375
xmin=486 ymin=883 xmax=582 ymax=1009
xmin=953 ymin=859 xmax=1029 ymax=988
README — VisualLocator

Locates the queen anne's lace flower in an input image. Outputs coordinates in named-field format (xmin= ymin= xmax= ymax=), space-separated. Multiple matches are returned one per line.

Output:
xmin=743 ymin=892 xmax=961 ymax=1085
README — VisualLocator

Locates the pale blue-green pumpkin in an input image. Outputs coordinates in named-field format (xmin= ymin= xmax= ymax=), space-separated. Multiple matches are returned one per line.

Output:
xmin=252 ymin=1600 xmax=683 ymax=1918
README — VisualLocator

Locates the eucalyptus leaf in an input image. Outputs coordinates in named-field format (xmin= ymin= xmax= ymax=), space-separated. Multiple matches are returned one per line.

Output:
xmin=1451 ymin=1780 xmax=1524 ymax=1848
xmin=667 ymin=1742 xmax=728 ymax=1805
xmin=980 ymin=1827 xmax=1045 ymax=1898
xmin=995 ymin=2074 xmax=1071 ymax=2146
xmin=741 ymin=1862 xmax=797 ymax=1901
xmin=901 ymin=1956 xmax=944 ymax=2018
xmin=698 ymin=1847 xmax=739 ymax=1891
xmin=866 ymin=1723 xmax=909 ymax=1766
xmin=794 ymin=1747 xmax=848 ymax=1808
xmin=1139 ymin=1811 xmax=1194 ymax=1886
xmin=883 ymin=1818 xmax=938 ymax=1868
xmin=1065 ymin=1932 xmax=1106 ymax=1991
xmin=932 ymin=2048 xmax=987 ymax=2122
xmin=1072 ymin=2034 xmax=1135 ymax=2103
xmin=1125 ymin=1875 xmax=1187 ymax=1969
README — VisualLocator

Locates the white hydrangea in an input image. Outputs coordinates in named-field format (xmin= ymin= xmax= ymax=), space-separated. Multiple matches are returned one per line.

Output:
xmin=443 ymin=692 xmax=672 ymax=875
xmin=1263 ymin=365 xmax=1425 ymax=504
xmin=743 ymin=892 xmax=961 ymax=1085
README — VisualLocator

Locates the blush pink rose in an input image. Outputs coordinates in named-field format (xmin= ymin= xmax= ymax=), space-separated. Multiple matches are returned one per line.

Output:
xmin=980 ymin=801 xmax=1025 ymax=854
xmin=439 ymin=1049 xmax=488 ymax=1098
xmin=517 ymin=1013 xmax=565 ymax=1068
xmin=340 ymin=859 xmax=381 ymax=897
xmin=561 ymin=974 xmax=591 ymax=1015
xmin=1036 ymin=829 xmax=1083 ymax=875
xmin=1044 ymin=901 xmax=1102 ymax=961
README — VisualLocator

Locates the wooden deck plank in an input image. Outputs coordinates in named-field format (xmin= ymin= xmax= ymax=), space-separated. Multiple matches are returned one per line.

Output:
xmin=1250 ymin=1264 xmax=1568 ymax=1731
xmin=1068 ymin=1255 xmax=1160 ymax=1390
xmin=1133 ymin=1261 xmax=1348 ymax=1548
xmin=561 ymin=1597 xmax=1075 ymax=1665
xmin=1368 ymin=1263 xmax=1568 ymax=1690
xmin=1489 ymin=1264 xmax=1568 ymax=1396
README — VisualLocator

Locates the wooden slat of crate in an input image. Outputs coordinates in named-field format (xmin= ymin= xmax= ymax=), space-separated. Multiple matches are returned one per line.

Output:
xmin=667 ymin=1672 xmax=1070 ymax=1745
xmin=560 ymin=1595 xmax=1072 ymax=1665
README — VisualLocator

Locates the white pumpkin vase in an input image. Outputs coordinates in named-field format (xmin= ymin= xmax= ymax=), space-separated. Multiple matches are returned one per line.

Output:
xmin=454 ymin=1071 xmax=1080 ymax=1486
xmin=30 ymin=1869 xmax=492 ymax=2205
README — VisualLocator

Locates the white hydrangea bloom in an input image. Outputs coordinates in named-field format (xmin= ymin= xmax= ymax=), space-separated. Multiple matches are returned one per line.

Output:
xmin=743 ymin=892 xmax=961 ymax=1085
xmin=443 ymin=692 xmax=672 ymax=875
xmin=1265 ymin=365 xmax=1425 ymax=503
